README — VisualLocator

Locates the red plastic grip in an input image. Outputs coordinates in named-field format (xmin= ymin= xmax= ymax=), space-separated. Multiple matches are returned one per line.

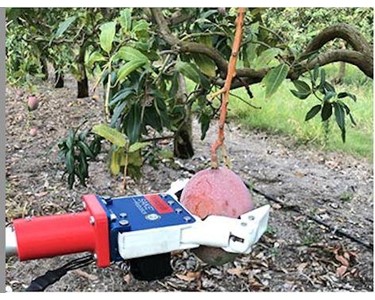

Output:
xmin=13 ymin=194 xmax=110 ymax=267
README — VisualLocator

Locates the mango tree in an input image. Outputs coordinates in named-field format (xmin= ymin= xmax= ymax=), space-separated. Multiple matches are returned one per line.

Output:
xmin=8 ymin=8 xmax=372 ymax=189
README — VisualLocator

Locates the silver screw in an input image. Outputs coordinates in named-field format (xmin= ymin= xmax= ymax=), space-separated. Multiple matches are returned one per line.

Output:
xmin=119 ymin=220 xmax=129 ymax=226
xmin=248 ymin=216 xmax=255 ymax=221
xmin=241 ymin=222 xmax=248 ymax=227
xmin=183 ymin=216 xmax=192 ymax=222
xmin=119 ymin=212 xmax=127 ymax=218
xmin=175 ymin=208 xmax=183 ymax=214
xmin=89 ymin=216 xmax=95 ymax=225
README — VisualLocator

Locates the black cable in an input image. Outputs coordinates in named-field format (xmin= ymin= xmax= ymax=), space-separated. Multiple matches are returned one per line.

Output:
xmin=25 ymin=254 xmax=94 ymax=292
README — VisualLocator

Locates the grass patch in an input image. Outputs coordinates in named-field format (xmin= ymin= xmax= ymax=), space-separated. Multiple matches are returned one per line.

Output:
xmin=226 ymin=64 xmax=373 ymax=161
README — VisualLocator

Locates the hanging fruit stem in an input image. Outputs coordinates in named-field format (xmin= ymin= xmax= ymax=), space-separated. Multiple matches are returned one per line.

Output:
xmin=210 ymin=7 xmax=246 ymax=169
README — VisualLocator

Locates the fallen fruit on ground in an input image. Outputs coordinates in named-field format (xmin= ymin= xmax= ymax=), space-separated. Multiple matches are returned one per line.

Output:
xmin=27 ymin=96 xmax=39 ymax=111
xmin=180 ymin=167 xmax=254 ymax=265
xmin=29 ymin=127 xmax=38 ymax=136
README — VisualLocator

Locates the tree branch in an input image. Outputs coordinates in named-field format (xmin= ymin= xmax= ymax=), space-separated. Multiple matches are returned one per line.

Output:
xmin=168 ymin=10 xmax=193 ymax=26
xmin=151 ymin=8 xmax=373 ymax=89
xmin=304 ymin=23 xmax=372 ymax=54
xmin=303 ymin=49 xmax=373 ymax=79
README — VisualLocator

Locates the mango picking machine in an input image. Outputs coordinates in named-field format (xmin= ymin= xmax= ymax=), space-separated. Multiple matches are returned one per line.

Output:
xmin=5 ymin=179 xmax=270 ymax=291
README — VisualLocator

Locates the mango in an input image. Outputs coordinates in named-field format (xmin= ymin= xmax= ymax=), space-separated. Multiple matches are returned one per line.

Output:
xmin=180 ymin=167 xmax=253 ymax=265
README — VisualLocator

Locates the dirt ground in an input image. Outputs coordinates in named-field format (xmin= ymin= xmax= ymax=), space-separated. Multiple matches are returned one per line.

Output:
xmin=4 ymin=76 xmax=374 ymax=292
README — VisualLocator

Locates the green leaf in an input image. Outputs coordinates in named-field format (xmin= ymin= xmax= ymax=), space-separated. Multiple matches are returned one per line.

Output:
xmin=125 ymin=103 xmax=142 ymax=144
xmin=333 ymin=102 xmax=345 ymax=130
xmin=109 ymin=146 xmax=124 ymax=175
xmin=293 ymin=80 xmax=311 ymax=94
xmin=109 ymin=88 xmax=134 ymax=107
xmin=262 ymin=63 xmax=289 ymax=98
xmin=110 ymin=101 xmax=127 ymax=127
xmin=66 ymin=129 xmax=75 ymax=149
xmin=337 ymin=92 xmax=357 ymax=102
xmin=55 ymin=16 xmax=76 ymax=38
xmin=68 ymin=173 xmax=75 ymax=189
xmin=313 ymin=65 xmax=320 ymax=83
xmin=250 ymin=21 xmax=259 ymax=35
xmin=169 ymin=72 xmax=179 ymax=99
xmin=78 ymin=129 xmax=90 ymax=141
xmin=334 ymin=101 xmax=347 ymax=143
xmin=65 ymin=150 xmax=75 ymax=174
xmin=77 ymin=141 xmax=95 ymax=158
xmin=244 ymin=43 xmax=259 ymax=67
xmin=90 ymin=136 xmax=102 ymax=156
xmin=199 ymin=113 xmax=211 ymax=140
xmin=192 ymin=54 xmax=216 ymax=77
xmin=119 ymin=9 xmax=132 ymax=33
xmin=128 ymin=142 xmax=150 ymax=153
xmin=92 ymin=124 xmax=127 ymax=147
xmin=132 ymin=20 xmax=149 ymax=34
xmin=348 ymin=113 xmax=357 ymax=126
xmin=87 ymin=51 xmax=107 ymax=68
xmin=323 ymin=81 xmax=336 ymax=94
xmin=78 ymin=152 xmax=88 ymax=180
xmin=337 ymin=101 xmax=357 ymax=126
xmin=323 ymin=91 xmax=336 ymax=102
xmin=117 ymin=60 xmax=146 ymax=83
xmin=305 ymin=104 xmax=321 ymax=121
xmin=128 ymin=151 xmax=143 ymax=167
xmin=175 ymin=61 xmax=201 ymax=84
xmin=290 ymin=89 xmax=310 ymax=100
xmin=254 ymin=48 xmax=281 ymax=69
xmin=321 ymin=102 xmax=333 ymax=121
xmin=114 ymin=46 xmax=148 ymax=63
xmin=99 ymin=21 xmax=117 ymax=54
xmin=320 ymin=68 xmax=326 ymax=88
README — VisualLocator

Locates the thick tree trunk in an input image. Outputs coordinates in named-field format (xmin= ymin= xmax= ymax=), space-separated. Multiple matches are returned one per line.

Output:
xmin=40 ymin=58 xmax=48 ymax=81
xmin=76 ymin=42 xmax=89 ymax=98
xmin=333 ymin=62 xmax=346 ymax=85
xmin=77 ymin=65 xmax=89 ymax=98
xmin=174 ymin=116 xmax=194 ymax=159
xmin=54 ymin=70 xmax=64 ymax=88
xmin=173 ymin=74 xmax=194 ymax=159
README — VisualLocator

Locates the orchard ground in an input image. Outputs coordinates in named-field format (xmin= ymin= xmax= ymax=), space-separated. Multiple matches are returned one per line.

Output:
xmin=5 ymin=75 xmax=373 ymax=291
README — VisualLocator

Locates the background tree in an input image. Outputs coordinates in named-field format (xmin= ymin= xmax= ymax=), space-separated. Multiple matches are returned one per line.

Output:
xmin=6 ymin=7 xmax=373 ymax=189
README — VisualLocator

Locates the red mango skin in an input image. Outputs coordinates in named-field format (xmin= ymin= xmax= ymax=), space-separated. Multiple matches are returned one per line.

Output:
xmin=180 ymin=167 xmax=254 ymax=266
xmin=27 ymin=96 xmax=39 ymax=111
xmin=180 ymin=167 xmax=254 ymax=219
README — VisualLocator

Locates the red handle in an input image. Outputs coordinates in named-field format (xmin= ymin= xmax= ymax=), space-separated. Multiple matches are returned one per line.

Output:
xmin=12 ymin=194 xmax=111 ymax=267
xmin=13 ymin=211 xmax=95 ymax=260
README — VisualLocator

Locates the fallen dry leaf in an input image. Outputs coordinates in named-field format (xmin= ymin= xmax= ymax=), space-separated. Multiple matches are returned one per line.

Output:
xmin=335 ymin=254 xmax=349 ymax=267
xmin=297 ymin=262 xmax=308 ymax=273
xmin=249 ymin=277 xmax=266 ymax=291
xmin=73 ymin=269 xmax=98 ymax=281
xmin=271 ymin=203 xmax=282 ymax=210
xmin=176 ymin=271 xmax=201 ymax=282
xmin=336 ymin=265 xmax=348 ymax=278
xmin=348 ymin=251 xmax=358 ymax=258
xmin=123 ymin=274 xmax=132 ymax=284
xmin=227 ymin=267 xmax=246 ymax=277
xmin=35 ymin=191 xmax=48 ymax=198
